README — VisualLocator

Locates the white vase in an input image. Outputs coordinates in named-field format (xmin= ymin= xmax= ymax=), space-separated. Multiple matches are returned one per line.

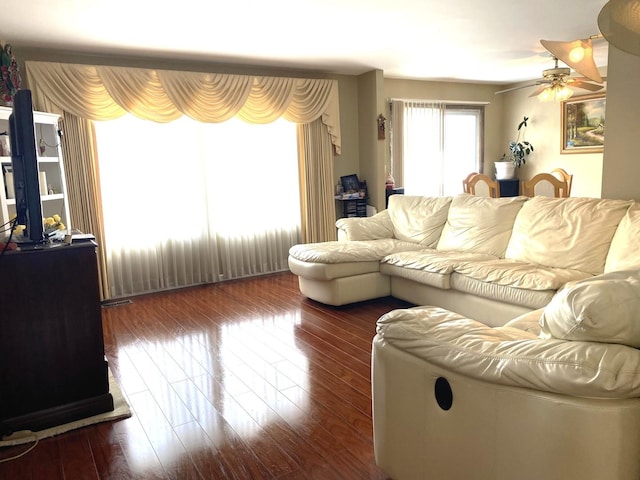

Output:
xmin=495 ymin=161 xmax=516 ymax=180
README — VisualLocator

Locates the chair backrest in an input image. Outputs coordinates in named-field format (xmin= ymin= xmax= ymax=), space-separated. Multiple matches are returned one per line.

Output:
xmin=551 ymin=168 xmax=573 ymax=196
xmin=521 ymin=173 xmax=569 ymax=198
xmin=467 ymin=173 xmax=500 ymax=198
xmin=462 ymin=172 xmax=479 ymax=193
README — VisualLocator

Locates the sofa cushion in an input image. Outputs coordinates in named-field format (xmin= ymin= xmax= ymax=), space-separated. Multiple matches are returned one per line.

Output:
xmin=288 ymin=239 xmax=425 ymax=264
xmin=539 ymin=270 xmax=640 ymax=347
xmin=387 ymin=195 xmax=452 ymax=247
xmin=288 ymin=256 xmax=382 ymax=281
xmin=382 ymin=249 xmax=498 ymax=274
xmin=336 ymin=210 xmax=393 ymax=241
xmin=605 ymin=202 xmax=640 ymax=273
xmin=505 ymin=196 xmax=633 ymax=275
xmin=437 ymin=194 xmax=527 ymax=257
xmin=380 ymin=263 xmax=451 ymax=289
xmin=454 ymin=258 xmax=592 ymax=290
xmin=503 ymin=308 xmax=545 ymax=335
xmin=450 ymin=272 xmax=556 ymax=310
xmin=376 ymin=306 xmax=640 ymax=399
xmin=379 ymin=250 xmax=498 ymax=290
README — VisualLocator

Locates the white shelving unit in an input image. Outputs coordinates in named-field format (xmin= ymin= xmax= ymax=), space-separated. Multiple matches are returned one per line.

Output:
xmin=0 ymin=106 xmax=71 ymax=232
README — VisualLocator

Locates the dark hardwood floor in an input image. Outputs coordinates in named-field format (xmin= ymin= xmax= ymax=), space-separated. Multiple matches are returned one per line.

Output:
xmin=0 ymin=272 xmax=411 ymax=479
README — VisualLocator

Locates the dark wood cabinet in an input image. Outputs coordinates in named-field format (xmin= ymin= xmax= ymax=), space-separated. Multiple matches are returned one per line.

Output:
xmin=0 ymin=241 xmax=113 ymax=435
xmin=498 ymin=179 xmax=520 ymax=197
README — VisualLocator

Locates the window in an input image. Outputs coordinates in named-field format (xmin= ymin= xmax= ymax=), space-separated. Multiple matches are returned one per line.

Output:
xmin=390 ymin=100 xmax=484 ymax=196
xmin=94 ymin=114 xmax=300 ymax=297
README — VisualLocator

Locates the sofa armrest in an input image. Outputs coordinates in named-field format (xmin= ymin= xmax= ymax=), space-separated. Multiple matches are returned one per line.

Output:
xmin=336 ymin=210 xmax=393 ymax=241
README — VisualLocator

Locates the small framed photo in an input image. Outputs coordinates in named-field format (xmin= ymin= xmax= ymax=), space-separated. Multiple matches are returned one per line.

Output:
xmin=341 ymin=174 xmax=360 ymax=193
xmin=561 ymin=93 xmax=606 ymax=154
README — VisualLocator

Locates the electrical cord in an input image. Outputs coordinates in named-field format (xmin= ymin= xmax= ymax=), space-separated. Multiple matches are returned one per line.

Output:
xmin=0 ymin=430 xmax=40 ymax=463
xmin=0 ymin=431 xmax=39 ymax=463
xmin=0 ymin=218 xmax=17 ymax=258
xmin=0 ymin=217 xmax=16 ymax=234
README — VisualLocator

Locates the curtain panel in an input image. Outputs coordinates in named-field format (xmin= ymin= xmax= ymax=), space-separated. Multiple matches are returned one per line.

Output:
xmin=24 ymin=61 xmax=341 ymax=298
xmin=25 ymin=61 xmax=341 ymax=154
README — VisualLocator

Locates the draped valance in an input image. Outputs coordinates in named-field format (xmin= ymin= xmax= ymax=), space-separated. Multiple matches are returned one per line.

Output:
xmin=25 ymin=61 xmax=341 ymax=154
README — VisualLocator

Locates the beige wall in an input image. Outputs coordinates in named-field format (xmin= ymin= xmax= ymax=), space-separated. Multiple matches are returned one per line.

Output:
xmin=332 ymin=75 xmax=360 ymax=187
xmin=12 ymin=42 xmax=640 ymax=217
xmin=383 ymin=75 xmax=619 ymax=199
xmin=501 ymin=46 xmax=640 ymax=202
xmin=381 ymin=49 xmax=640 ymax=201
xmin=13 ymin=46 xmax=363 ymax=215
xmin=496 ymin=80 xmax=606 ymax=198
xmin=357 ymin=70 xmax=386 ymax=210
xmin=383 ymin=78 xmax=505 ymax=183
xmin=601 ymin=46 xmax=640 ymax=201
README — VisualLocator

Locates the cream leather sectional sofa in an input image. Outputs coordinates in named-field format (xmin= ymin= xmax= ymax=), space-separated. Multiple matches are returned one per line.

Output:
xmin=288 ymin=194 xmax=640 ymax=480
xmin=289 ymin=194 xmax=638 ymax=325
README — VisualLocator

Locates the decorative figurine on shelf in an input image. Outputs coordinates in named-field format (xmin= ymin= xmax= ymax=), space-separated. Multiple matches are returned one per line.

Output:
xmin=0 ymin=41 xmax=21 ymax=106
xmin=359 ymin=180 xmax=368 ymax=198
xmin=385 ymin=171 xmax=395 ymax=190
xmin=377 ymin=114 xmax=386 ymax=140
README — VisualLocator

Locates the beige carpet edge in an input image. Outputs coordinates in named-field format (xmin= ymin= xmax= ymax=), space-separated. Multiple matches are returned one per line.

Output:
xmin=0 ymin=368 xmax=132 ymax=447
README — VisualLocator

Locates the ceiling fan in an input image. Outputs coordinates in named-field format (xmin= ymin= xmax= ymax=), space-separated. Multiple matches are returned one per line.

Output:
xmin=496 ymin=37 xmax=606 ymax=101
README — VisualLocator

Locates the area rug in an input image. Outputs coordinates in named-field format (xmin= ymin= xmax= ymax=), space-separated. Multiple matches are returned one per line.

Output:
xmin=0 ymin=369 xmax=132 ymax=447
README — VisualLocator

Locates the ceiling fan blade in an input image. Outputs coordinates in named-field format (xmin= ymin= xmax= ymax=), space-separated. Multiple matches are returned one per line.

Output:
xmin=528 ymin=85 xmax=552 ymax=97
xmin=569 ymin=80 xmax=605 ymax=92
xmin=495 ymin=82 xmax=545 ymax=95
xmin=540 ymin=38 xmax=603 ymax=83
xmin=571 ymin=76 xmax=607 ymax=83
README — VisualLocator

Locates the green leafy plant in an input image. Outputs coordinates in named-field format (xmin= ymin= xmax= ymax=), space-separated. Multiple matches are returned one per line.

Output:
xmin=505 ymin=116 xmax=534 ymax=168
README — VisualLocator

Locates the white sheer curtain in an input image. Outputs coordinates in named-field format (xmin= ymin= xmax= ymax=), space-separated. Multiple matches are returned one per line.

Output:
xmin=402 ymin=101 xmax=445 ymax=196
xmin=392 ymin=100 xmax=483 ymax=196
xmin=94 ymin=114 xmax=300 ymax=298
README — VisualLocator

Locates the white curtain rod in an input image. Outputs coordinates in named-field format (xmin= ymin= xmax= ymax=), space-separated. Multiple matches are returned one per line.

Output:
xmin=388 ymin=97 xmax=490 ymax=105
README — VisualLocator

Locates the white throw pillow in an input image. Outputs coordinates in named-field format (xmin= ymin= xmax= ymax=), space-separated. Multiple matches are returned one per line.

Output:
xmin=539 ymin=270 xmax=640 ymax=347
xmin=437 ymin=194 xmax=527 ymax=257
xmin=505 ymin=196 xmax=633 ymax=275
xmin=605 ymin=202 xmax=640 ymax=273
xmin=387 ymin=195 xmax=452 ymax=247
xmin=335 ymin=210 xmax=393 ymax=241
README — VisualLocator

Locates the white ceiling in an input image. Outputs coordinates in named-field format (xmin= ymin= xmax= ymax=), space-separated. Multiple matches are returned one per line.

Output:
xmin=4 ymin=0 xmax=610 ymax=85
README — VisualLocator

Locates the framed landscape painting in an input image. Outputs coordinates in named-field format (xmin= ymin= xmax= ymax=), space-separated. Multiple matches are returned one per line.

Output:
xmin=561 ymin=93 xmax=606 ymax=154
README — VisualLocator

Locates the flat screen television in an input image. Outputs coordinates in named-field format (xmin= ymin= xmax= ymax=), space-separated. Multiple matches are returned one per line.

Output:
xmin=9 ymin=89 xmax=45 ymax=244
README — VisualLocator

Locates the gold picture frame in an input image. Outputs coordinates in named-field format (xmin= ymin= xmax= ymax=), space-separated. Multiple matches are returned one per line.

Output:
xmin=561 ymin=93 xmax=606 ymax=154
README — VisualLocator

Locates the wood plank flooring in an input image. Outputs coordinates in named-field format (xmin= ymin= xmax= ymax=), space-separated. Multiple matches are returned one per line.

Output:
xmin=0 ymin=272 xmax=411 ymax=479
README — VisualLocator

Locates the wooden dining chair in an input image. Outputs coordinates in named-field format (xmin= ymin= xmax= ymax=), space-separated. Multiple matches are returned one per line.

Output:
xmin=551 ymin=168 xmax=573 ymax=196
xmin=462 ymin=172 xmax=479 ymax=193
xmin=521 ymin=173 xmax=569 ymax=198
xmin=467 ymin=173 xmax=500 ymax=198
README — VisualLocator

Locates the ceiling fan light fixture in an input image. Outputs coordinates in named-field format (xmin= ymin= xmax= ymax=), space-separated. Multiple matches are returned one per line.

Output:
xmin=538 ymin=84 xmax=574 ymax=102
xmin=540 ymin=38 xmax=604 ymax=83
xmin=556 ymin=84 xmax=574 ymax=101
xmin=598 ymin=0 xmax=640 ymax=57
xmin=569 ymin=44 xmax=587 ymax=62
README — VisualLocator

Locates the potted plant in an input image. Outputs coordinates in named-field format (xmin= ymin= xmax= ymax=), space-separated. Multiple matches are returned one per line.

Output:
xmin=0 ymin=42 xmax=21 ymax=106
xmin=495 ymin=116 xmax=534 ymax=180
xmin=508 ymin=116 xmax=534 ymax=167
